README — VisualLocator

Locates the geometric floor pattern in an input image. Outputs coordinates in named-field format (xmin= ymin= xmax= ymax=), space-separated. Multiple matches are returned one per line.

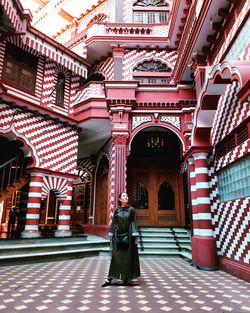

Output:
xmin=0 ymin=256 xmax=249 ymax=313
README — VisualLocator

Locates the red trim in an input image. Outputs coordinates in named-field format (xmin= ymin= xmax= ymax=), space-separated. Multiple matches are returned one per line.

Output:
xmin=29 ymin=27 xmax=91 ymax=67
xmin=27 ymin=167 xmax=78 ymax=179
xmin=219 ymin=256 xmax=250 ymax=283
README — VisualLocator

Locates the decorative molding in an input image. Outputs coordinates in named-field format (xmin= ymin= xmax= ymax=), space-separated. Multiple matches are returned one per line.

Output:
xmin=113 ymin=134 xmax=128 ymax=145
xmin=160 ymin=116 xmax=180 ymax=129
xmin=132 ymin=116 xmax=152 ymax=130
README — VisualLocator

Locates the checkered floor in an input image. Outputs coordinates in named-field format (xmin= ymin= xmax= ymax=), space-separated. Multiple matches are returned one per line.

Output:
xmin=0 ymin=257 xmax=249 ymax=312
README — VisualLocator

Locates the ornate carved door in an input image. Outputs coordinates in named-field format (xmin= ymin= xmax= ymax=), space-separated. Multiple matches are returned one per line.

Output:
xmin=127 ymin=160 xmax=185 ymax=226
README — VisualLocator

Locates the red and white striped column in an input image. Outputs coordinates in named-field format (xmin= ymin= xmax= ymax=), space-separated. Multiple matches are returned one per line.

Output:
xmin=188 ymin=157 xmax=198 ymax=266
xmin=192 ymin=152 xmax=218 ymax=270
xmin=21 ymin=172 xmax=43 ymax=238
xmin=54 ymin=179 xmax=73 ymax=237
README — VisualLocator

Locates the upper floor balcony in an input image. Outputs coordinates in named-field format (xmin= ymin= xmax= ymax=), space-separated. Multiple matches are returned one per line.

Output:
xmin=67 ymin=22 xmax=170 ymax=62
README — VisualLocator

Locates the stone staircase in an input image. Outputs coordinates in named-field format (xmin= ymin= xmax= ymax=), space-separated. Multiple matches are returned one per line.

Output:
xmin=0 ymin=228 xmax=192 ymax=265
xmin=138 ymin=227 xmax=192 ymax=260
xmin=0 ymin=235 xmax=110 ymax=265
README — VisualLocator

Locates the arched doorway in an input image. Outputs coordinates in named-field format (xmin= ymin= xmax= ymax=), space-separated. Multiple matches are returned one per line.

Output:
xmin=127 ymin=127 xmax=185 ymax=226
xmin=0 ymin=136 xmax=31 ymax=238
xmin=95 ymin=155 xmax=109 ymax=224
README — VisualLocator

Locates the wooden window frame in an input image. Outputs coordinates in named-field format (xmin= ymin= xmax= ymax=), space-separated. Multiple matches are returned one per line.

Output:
xmin=2 ymin=44 xmax=37 ymax=94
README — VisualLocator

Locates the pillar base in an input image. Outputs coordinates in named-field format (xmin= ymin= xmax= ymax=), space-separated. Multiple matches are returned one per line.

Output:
xmin=192 ymin=235 xmax=218 ymax=269
xmin=196 ymin=265 xmax=218 ymax=271
xmin=21 ymin=231 xmax=41 ymax=238
xmin=54 ymin=231 xmax=72 ymax=237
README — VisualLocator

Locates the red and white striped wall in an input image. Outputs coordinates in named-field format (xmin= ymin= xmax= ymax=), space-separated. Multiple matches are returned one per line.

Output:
xmin=123 ymin=50 xmax=178 ymax=80
xmin=1 ymin=0 xmax=25 ymax=33
xmin=213 ymin=1 xmax=250 ymax=64
xmin=0 ymin=104 xmax=79 ymax=174
xmin=211 ymin=82 xmax=247 ymax=146
xmin=94 ymin=56 xmax=114 ymax=81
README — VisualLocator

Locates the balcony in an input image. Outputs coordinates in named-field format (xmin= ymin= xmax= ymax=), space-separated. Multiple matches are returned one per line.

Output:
xmin=82 ymin=22 xmax=169 ymax=61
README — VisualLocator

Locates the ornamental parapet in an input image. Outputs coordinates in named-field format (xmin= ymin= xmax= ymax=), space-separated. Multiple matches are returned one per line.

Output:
xmin=72 ymin=82 xmax=105 ymax=105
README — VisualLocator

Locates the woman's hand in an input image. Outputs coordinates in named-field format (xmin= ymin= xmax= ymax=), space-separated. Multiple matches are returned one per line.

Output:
xmin=135 ymin=237 xmax=139 ymax=245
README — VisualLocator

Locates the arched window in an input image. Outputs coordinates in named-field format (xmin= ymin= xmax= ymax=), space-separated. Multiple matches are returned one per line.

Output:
xmin=133 ymin=60 xmax=172 ymax=84
xmin=158 ymin=181 xmax=175 ymax=210
xmin=55 ymin=72 xmax=65 ymax=106
xmin=133 ymin=0 xmax=169 ymax=24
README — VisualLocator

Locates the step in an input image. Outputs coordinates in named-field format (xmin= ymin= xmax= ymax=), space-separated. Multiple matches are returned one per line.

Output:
xmin=139 ymin=233 xmax=190 ymax=239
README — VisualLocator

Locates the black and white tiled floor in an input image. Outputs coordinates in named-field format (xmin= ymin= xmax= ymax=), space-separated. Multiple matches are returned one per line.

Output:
xmin=0 ymin=257 xmax=249 ymax=312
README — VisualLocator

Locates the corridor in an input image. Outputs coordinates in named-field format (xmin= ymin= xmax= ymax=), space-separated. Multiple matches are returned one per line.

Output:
xmin=0 ymin=257 xmax=249 ymax=313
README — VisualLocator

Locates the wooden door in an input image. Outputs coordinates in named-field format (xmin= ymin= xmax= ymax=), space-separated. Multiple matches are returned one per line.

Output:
xmin=95 ymin=174 xmax=108 ymax=224
xmin=127 ymin=161 xmax=185 ymax=227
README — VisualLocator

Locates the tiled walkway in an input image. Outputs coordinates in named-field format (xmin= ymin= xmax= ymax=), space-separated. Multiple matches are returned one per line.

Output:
xmin=0 ymin=257 xmax=249 ymax=312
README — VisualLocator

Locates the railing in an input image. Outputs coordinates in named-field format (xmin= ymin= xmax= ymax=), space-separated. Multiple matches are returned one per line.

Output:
xmin=0 ymin=156 xmax=26 ymax=192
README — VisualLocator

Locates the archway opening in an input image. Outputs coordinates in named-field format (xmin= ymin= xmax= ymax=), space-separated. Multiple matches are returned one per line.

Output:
xmin=127 ymin=126 xmax=185 ymax=226
xmin=95 ymin=155 xmax=109 ymax=225
xmin=0 ymin=136 xmax=31 ymax=238
xmin=71 ymin=168 xmax=92 ymax=231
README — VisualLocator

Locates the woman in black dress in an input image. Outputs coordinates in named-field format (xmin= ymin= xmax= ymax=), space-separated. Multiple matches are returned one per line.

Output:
xmin=102 ymin=192 xmax=140 ymax=287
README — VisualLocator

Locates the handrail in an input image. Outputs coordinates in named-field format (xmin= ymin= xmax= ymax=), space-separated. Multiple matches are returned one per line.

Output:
xmin=0 ymin=156 xmax=18 ymax=168
xmin=0 ymin=156 xmax=26 ymax=192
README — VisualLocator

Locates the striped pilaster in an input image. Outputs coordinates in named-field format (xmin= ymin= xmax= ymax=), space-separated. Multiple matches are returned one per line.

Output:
xmin=188 ymin=157 xmax=198 ymax=266
xmin=109 ymin=144 xmax=116 ymax=225
xmin=21 ymin=173 xmax=43 ymax=238
xmin=111 ymin=135 xmax=127 ymax=211
xmin=192 ymin=152 xmax=218 ymax=270
xmin=54 ymin=180 xmax=73 ymax=237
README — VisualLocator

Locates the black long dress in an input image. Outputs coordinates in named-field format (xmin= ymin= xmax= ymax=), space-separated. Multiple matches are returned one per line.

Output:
xmin=107 ymin=206 xmax=140 ymax=281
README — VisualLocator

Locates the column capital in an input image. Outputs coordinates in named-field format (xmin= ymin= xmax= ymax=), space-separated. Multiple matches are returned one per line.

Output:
xmin=193 ymin=152 xmax=208 ymax=160
xmin=112 ymin=133 xmax=128 ymax=145
xmin=111 ymin=45 xmax=125 ymax=57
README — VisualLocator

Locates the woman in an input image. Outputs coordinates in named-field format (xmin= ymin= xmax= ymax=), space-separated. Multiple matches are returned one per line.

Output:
xmin=102 ymin=192 xmax=141 ymax=287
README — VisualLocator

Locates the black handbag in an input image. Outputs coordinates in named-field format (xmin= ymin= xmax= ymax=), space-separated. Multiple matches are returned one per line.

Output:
xmin=115 ymin=232 xmax=129 ymax=249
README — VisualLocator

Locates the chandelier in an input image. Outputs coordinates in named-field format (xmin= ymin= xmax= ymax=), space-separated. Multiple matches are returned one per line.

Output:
xmin=146 ymin=132 xmax=166 ymax=149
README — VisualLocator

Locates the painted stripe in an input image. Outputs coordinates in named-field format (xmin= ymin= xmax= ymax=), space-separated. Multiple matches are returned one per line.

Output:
xmin=193 ymin=229 xmax=214 ymax=236
xmin=26 ymin=214 xmax=40 ymax=219
xmin=58 ymin=215 xmax=71 ymax=220
xmin=59 ymin=205 xmax=71 ymax=210
xmin=193 ymin=213 xmax=212 ymax=220
xmin=24 ymin=225 xmax=39 ymax=231
xmin=195 ymin=182 xmax=210 ymax=189
xmin=57 ymin=225 xmax=70 ymax=230
xmin=27 ymin=203 xmax=41 ymax=208
xmin=195 ymin=168 xmax=209 ymax=174
xmin=192 ymin=197 xmax=211 ymax=205
xmin=29 ymin=182 xmax=43 ymax=187
xmin=28 ymin=192 xmax=42 ymax=198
